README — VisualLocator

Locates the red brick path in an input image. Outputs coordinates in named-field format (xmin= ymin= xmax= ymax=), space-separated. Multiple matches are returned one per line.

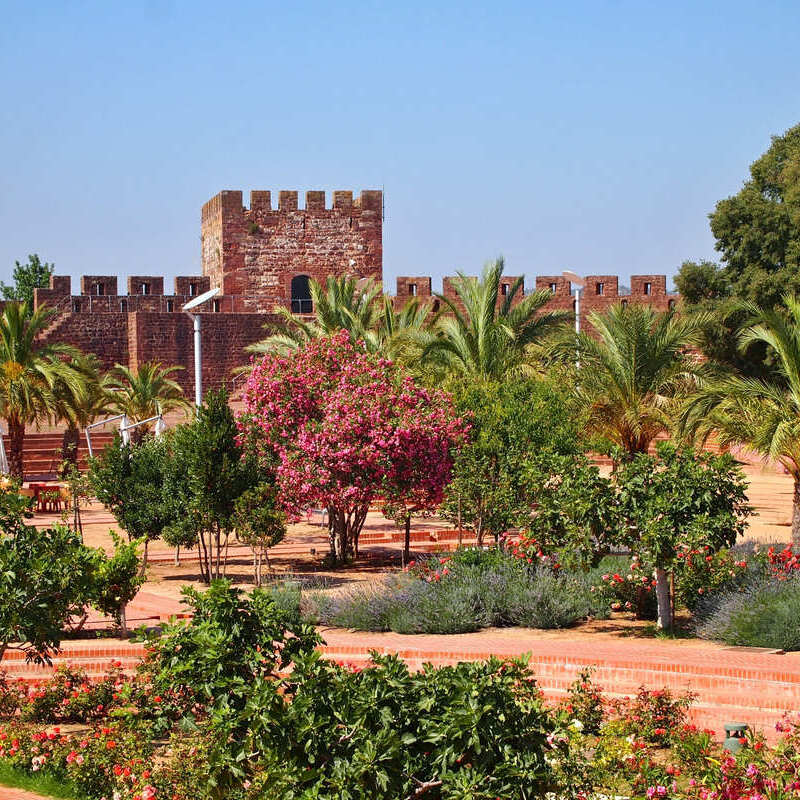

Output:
xmin=0 ymin=789 xmax=54 ymax=800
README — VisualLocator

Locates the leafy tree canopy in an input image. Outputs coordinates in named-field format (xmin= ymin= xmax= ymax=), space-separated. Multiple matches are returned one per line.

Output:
xmin=0 ymin=254 xmax=54 ymax=308
xmin=674 ymin=260 xmax=769 ymax=377
xmin=710 ymin=122 xmax=800 ymax=309
xmin=441 ymin=377 xmax=582 ymax=545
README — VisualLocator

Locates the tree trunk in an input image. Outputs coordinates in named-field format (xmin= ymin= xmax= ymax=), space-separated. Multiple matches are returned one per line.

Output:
xmin=61 ymin=426 xmax=80 ymax=469
xmin=654 ymin=567 xmax=673 ymax=631
xmin=792 ymin=477 xmax=800 ymax=550
xmin=119 ymin=603 xmax=128 ymax=638
xmin=7 ymin=417 xmax=25 ymax=481
xmin=404 ymin=513 xmax=411 ymax=565
xmin=328 ymin=510 xmax=336 ymax=560
xmin=138 ymin=540 xmax=149 ymax=579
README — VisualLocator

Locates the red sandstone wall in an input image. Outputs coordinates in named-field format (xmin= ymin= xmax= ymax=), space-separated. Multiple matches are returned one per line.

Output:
xmin=44 ymin=312 xmax=130 ymax=371
xmin=128 ymin=312 xmax=272 ymax=394
xmin=201 ymin=189 xmax=383 ymax=313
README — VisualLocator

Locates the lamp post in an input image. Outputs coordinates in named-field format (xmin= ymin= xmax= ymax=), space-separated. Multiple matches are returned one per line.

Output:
xmin=182 ymin=287 xmax=221 ymax=408
xmin=562 ymin=270 xmax=586 ymax=335
xmin=562 ymin=270 xmax=586 ymax=369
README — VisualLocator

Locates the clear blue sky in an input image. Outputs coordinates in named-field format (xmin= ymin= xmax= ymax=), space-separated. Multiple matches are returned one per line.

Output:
xmin=1 ymin=0 xmax=798 ymax=295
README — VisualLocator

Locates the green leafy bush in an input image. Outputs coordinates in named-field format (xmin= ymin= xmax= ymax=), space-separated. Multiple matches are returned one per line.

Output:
xmin=236 ymin=653 xmax=564 ymax=800
xmin=90 ymin=532 xmax=145 ymax=635
xmin=134 ymin=580 xmax=320 ymax=729
xmin=0 ymin=520 xmax=98 ymax=663
xmin=558 ymin=667 xmax=606 ymax=734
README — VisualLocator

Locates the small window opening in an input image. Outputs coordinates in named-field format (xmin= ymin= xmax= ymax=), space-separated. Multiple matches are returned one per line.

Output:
xmin=409 ymin=283 xmax=417 ymax=296
xmin=621 ymin=299 xmax=628 ymax=309
xmin=72 ymin=299 xmax=81 ymax=313
xmin=668 ymin=299 xmax=676 ymax=311
xmin=290 ymin=275 xmax=313 ymax=314
xmin=189 ymin=283 xmax=197 ymax=297
xmin=501 ymin=283 xmax=509 ymax=296
xmin=644 ymin=282 xmax=652 ymax=296
xmin=549 ymin=282 xmax=557 ymax=294
xmin=140 ymin=282 xmax=150 ymax=296
xmin=119 ymin=300 xmax=128 ymax=312
xmin=596 ymin=282 xmax=604 ymax=296
xmin=95 ymin=283 xmax=105 ymax=296
xmin=432 ymin=299 xmax=440 ymax=313
xmin=213 ymin=299 xmax=221 ymax=313
xmin=166 ymin=299 xmax=174 ymax=313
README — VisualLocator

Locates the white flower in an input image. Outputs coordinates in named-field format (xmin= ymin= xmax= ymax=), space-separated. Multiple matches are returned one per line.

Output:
xmin=571 ymin=719 xmax=584 ymax=732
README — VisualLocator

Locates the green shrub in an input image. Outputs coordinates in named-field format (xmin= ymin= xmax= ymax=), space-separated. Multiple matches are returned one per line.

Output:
xmin=135 ymin=580 xmax=320 ymax=729
xmin=695 ymin=575 xmax=800 ymax=650
xmin=236 ymin=653 xmax=565 ymax=800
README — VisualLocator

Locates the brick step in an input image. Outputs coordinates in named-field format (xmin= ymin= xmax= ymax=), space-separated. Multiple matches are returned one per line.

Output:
xmin=1 ymin=641 xmax=793 ymax=740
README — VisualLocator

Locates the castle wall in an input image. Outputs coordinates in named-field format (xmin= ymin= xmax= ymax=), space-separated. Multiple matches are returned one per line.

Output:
xmin=128 ymin=312 xmax=271 ymax=394
xmin=27 ymin=187 xmax=678 ymax=405
xmin=201 ymin=189 xmax=383 ymax=313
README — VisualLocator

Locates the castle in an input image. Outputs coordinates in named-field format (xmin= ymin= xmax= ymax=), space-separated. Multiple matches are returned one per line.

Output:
xmin=31 ymin=189 xmax=677 ymax=393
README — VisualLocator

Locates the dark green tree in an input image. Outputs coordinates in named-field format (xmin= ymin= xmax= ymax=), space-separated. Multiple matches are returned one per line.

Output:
xmin=441 ymin=378 xmax=582 ymax=546
xmin=164 ymin=389 xmax=260 ymax=583
xmin=0 ymin=254 xmax=55 ymax=308
xmin=674 ymin=259 xmax=769 ymax=378
xmin=614 ymin=443 xmax=750 ymax=631
xmin=90 ymin=532 xmax=144 ymax=635
xmin=674 ymin=260 xmax=730 ymax=305
xmin=232 ymin=482 xmax=286 ymax=585
xmin=89 ymin=433 xmax=172 ymax=572
xmin=710 ymin=122 xmax=800 ymax=309
xmin=0 ymin=486 xmax=97 ymax=663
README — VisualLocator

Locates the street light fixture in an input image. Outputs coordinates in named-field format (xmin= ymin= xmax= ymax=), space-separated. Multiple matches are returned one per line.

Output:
xmin=182 ymin=287 xmax=221 ymax=407
xmin=562 ymin=270 xmax=585 ymax=335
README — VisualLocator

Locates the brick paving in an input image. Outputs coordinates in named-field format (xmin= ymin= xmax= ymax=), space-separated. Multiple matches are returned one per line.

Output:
xmin=0 ymin=789 xmax=54 ymax=800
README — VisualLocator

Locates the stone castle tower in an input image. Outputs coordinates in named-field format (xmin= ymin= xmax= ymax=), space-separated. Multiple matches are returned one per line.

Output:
xmin=200 ymin=189 xmax=383 ymax=312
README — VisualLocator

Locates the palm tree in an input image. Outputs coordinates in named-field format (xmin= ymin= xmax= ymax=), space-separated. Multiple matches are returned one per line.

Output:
xmin=367 ymin=295 xmax=436 ymax=361
xmin=246 ymin=275 xmax=384 ymax=356
xmin=0 ymin=301 xmax=83 ymax=479
xmin=51 ymin=353 xmax=111 ymax=467
xmin=105 ymin=362 xmax=191 ymax=434
xmin=570 ymin=303 xmax=706 ymax=458
xmin=418 ymin=257 xmax=569 ymax=381
xmin=681 ymin=295 xmax=800 ymax=547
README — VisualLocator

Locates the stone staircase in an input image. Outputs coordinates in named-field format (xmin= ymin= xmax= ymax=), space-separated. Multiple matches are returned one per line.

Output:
xmin=2 ymin=430 xmax=115 ymax=481
xmin=2 ymin=635 xmax=796 ymax=741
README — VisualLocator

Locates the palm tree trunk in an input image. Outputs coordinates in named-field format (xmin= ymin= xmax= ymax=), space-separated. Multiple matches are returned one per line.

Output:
xmin=793 ymin=477 xmax=800 ymax=551
xmin=7 ymin=417 xmax=25 ymax=480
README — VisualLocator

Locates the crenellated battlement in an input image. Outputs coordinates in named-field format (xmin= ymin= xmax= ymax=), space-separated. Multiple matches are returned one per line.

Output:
xmin=202 ymin=189 xmax=383 ymax=221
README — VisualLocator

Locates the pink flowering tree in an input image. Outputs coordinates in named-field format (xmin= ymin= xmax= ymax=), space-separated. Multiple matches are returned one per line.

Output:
xmin=239 ymin=331 xmax=467 ymax=563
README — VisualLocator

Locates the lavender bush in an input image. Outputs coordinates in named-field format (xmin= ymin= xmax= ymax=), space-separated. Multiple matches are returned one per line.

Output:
xmin=695 ymin=573 xmax=800 ymax=650
xmin=304 ymin=552 xmax=607 ymax=634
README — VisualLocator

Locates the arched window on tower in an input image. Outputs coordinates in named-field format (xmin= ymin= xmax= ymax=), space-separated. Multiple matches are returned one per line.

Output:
xmin=291 ymin=275 xmax=312 ymax=313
